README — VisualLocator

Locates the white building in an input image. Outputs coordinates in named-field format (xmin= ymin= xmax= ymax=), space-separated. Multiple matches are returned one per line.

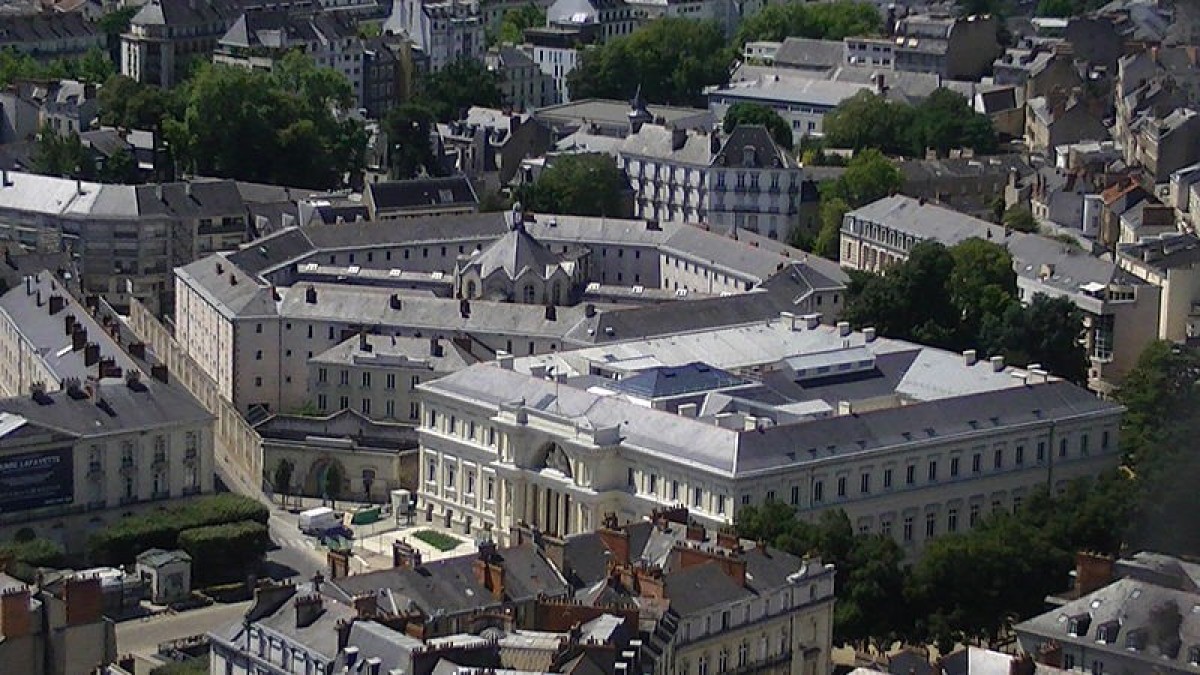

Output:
xmin=618 ymin=121 xmax=805 ymax=239
xmin=708 ymin=76 xmax=873 ymax=144
xmin=388 ymin=0 xmax=484 ymax=71
xmin=415 ymin=317 xmax=1122 ymax=551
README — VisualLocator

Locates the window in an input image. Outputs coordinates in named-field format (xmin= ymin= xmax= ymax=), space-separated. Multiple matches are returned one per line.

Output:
xmin=466 ymin=472 xmax=475 ymax=495
xmin=717 ymin=495 xmax=726 ymax=515
xmin=928 ymin=460 xmax=938 ymax=481
xmin=903 ymin=516 xmax=913 ymax=542
xmin=790 ymin=486 xmax=800 ymax=505
xmin=317 ymin=368 xmax=327 ymax=383
xmin=881 ymin=519 xmax=892 ymax=536
xmin=628 ymin=468 xmax=635 ymax=488
xmin=649 ymin=474 xmax=658 ymax=495
xmin=693 ymin=486 xmax=703 ymax=507
xmin=925 ymin=512 xmax=936 ymax=537
xmin=448 ymin=416 xmax=457 ymax=434
xmin=969 ymin=503 xmax=980 ymax=526
xmin=1037 ymin=441 xmax=1046 ymax=463
xmin=813 ymin=480 xmax=824 ymax=503
xmin=837 ymin=476 xmax=846 ymax=497
xmin=386 ymin=374 xmax=396 ymax=390
xmin=698 ymin=656 xmax=708 ymax=675
xmin=994 ymin=449 xmax=1003 ymax=469
xmin=339 ymin=370 xmax=349 ymax=385
xmin=905 ymin=465 xmax=915 ymax=485
xmin=972 ymin=452 xmax=982 ymax=473
xmin=338 ymin=395 xmax=348 ymax=409
xmin=255 ymin=376 xmax=263 ymax=387
xmin=950 ymin=457 xmax=959 ymax=477
xmin=410 ymin=376 xmax=420 ymax=391
xmin=410 ymin=402 xmax=419 ymax=420
xmin=860 ymin=472 xmax=871 ymax=494
xmin=427 ymin=461 xmax=436 ymax=482
xmin=671 ymin=480 xmax=680 ymax=501
xmin=1059 ymin=438 xmax=1068 ymax=458
xmin=1081 ymin=434 xmax=1090 ymax=455
xmin=737 ymin=642 xmax=748 ymax=667
xmin=486 ymin=476 xmax=495 ymax=501
xmin=256 ymin=323 xmax=263 ymax=334
xmin=255 ymin=350 xmax=263 ymax=361
xmin=362 ymin=372 xmax=371 ymax=388
xmin=445 ymin=464 xmax=456 ymax=487
xmin=947 ymin=508 xmax=958 ymax=532
xmin=883 ymin=468 xmax=893 ymax=489
xmin=361 ymin=399 xmax=370 ymax=415
xmin=385 ymin=400 xmax=395 ymax=417
xmin=1015 ymin=445 xmax=1024 ymax=465
xmin=718 ymin=651 xmax=728 ymax=673
xmin=1102 ymin=430 xmax=1110 ymax=450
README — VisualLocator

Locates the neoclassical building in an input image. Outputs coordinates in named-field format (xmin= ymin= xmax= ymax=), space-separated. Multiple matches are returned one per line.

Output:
xmin=416 ymin=318 xmax=1122 ymax=551
xmin=453 ymin=215 xmax=589 ymax=305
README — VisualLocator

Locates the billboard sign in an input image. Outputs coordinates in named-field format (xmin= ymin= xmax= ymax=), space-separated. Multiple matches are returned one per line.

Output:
xmin=0 ymin=447 xmax=74 ymax=513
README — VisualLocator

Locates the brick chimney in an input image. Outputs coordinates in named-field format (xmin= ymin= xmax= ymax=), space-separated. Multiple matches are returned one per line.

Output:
xmin=472 ymin=542 xmax=505 ymax=600
xmin=674 ymin=543 xmax=747 ymax=587
xmin=353 ymin=592 xmax=378 ymax=619
xmin=71 ymin=327 xmax=86 ymax=351
xmin=0 ymin=586 xmax=32 ymax=637
xmin=393 ymin=539 xmax=423 ymax=569
xmin=715 ymin=528 xmax=739 ymax=550
xmin=1075 ymin=552 xmax=1115 ymax=596
xmin=328 ymin=549 xmax=350 ymax=579
xmin=597 ymin=514 xmax=630 ymax=565
xmin=294 ymin=594 xmax=325 ymax=628
xmin=84 ymin=343 xmax=100 ymax=367
xmin=685 ymin=520 xmax=705 ymax=542
xmin=63 ymin=576 xmax=102 ymax=626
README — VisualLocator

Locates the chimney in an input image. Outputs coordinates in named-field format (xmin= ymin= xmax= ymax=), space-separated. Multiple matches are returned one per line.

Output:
xmin=48 ymin=294 xmax=65 ymax=315
xmin=472 ymin=540 xmax=505 ymax=600
xmin=151 ymin=364 xmax=169 ymax=384
xmin=294 ymin=594 xmax=325 ymax=628
xmin=84 ymin=343 xmax=100 ymax=367
xmin=685 ymin=521 xmax=705 ymax=542
xmin=1074 ymin=552 xmax=1115 ymax=596
xmin=63 ymin=576 xmax=102 ymax=626
xmin=359 ymin=332 xmax=372 ymax=353
xmin=75 ymin=178 xmax=83 ymax=195
xmin=64 ymin=313 xmax=75 ymax=337
xmin=803 ymin=313 xmax=821 ymax=329
xmin=72 ymin=327 xmax=86 ymax=351
xmin=863 ymin=327 xmax=876 ymax=342
xmin=0 ymin=586 xmax=32 ymax=638
xmin=24 ymin=275 xmax=31 ymax=295
xmin=837 ymin=321 xmax=851 ymax=337
xmin=990 ymin=355 xmax=1005 ymax=372
xmin=429 ymin=337 xmax=444 ymax=357
xmin=305 ymin=286 xmax=317 ymax=304
xmin=597 ymin=514 xmax=630 ymax=565
xmin=389 ymin=294 xmax=402 ymax=310
xmin=496 ymin=351 xmax=513 ymax=370
xmin=327 ymin=549 xmax=349 ymax=579
xmin=35 ymin=290 xmax=42 ymax=307
xmin=392 ymin=540 xmax=422 ymax=569
xmin=352 ymin=593 xmax=378 ymax=619
xmin=584 ymin=303 xmax=596 ymax=318
xmin=874 ymin=72 xmax=887 ymax=94
xmin=716 ymin=529 xmax=739 ymax=550
xmin=963 ymin=349 xmax=977 ymax=366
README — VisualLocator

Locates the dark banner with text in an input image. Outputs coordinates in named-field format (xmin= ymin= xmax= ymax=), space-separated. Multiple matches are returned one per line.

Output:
xmin=0 ymin=447 xmax=74 ymax=513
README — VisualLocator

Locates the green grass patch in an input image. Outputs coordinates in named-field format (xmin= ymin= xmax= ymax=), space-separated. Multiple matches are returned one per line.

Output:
xmin=411 ymin=529 xmax=462 ymax=552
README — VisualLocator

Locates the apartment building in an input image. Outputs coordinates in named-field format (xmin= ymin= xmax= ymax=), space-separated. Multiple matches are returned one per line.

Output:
xmin=415 ymin=318 xmax=1122 ymax=552
xmin=708 ymin=76 xmax=872 ymax=144
xmin=173 ymin=212 xmax=846 ymax=414
xmin=0 ymin=273 xmax=214 ymax=552
xmin=618 ymin=122 xmax=804 ymax=240
xmin=0 ymin=573 xmax=115 ymax=675
xmin=891 ymin=12 xmax=1001 ymax=80
xmin=485 ymin=45 xmax=557 ymax=111
xmin=524 ymin=23 xmax=597 ymax=104
xmin=121 ymin=0 xmax=244 ymax=88
xmin=388 ymin=0 xmax=483 ymax=71
xmin=1117 ymin=233 xmax=1200 ymax=343
xmin=840 ymin=195 xmax=1160 ymax=391
xmin=0 ymin=13 xmax=103 ymax=61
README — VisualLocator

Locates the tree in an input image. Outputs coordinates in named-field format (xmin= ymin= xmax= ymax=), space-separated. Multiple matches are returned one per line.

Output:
xmin=822 ymin=91 xmax=912 ymax=155
xmin=384 ymin=103 xmax=442 ymax=179
xmin=416 ymin=59 xmax=503 ymax=122
xmin=823 ymin=148 xmax=901 ymax=207
xmin=949 ymin=238 xmax=1017 ymax=342
xmin=98 ymin=6 xmax=140 ymax=60
xmin=166 ymin=55 xmax=365 ymax=188
xmin=813 ymin=196 xmax=848 ymax=259
xmin=273 ymin=458 xmax=295 ymax=500
xmin=32 ymin=125 xmax=89 ymax=178
xmin=1116 ymin=341 xmax=1200 ymax=467
xmin=97 ymin=75 xmax=175 ymax=130
xmin=97 ymin=147 xmax=139 ymax=184
xmin=1001 ymin=206 xmax=1038 ymax=233
xmin=516 ymin=153 xmax=629 ymax=217
xmin=981 ymin=293 xmax=1088 ymax=384
xmin=323 ymin=462 xmax=344 ymax=506
xmin=722 ymin=102 xmax=793 ymax=149
xmin=735 ymin=1 xmax=881 ymax=45
xmin=568 ymin=18 xmax=730 ymax=107
xmin=905 ymin=88 xmax=998 ymax=157
xmin=178 ymin=521 xmax=270 ymax=584
xmin=490 ymin=4 xmax=546 ymax=46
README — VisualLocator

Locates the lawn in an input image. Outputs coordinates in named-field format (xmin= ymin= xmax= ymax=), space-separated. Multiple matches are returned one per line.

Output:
xmin=411 ymin=529 xmax=462 ymax=552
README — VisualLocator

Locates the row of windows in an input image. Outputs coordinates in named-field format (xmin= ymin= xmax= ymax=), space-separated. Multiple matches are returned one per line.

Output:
xmin=316 ymin=368 xmax=421 ymax=391
xmin=315 ymin=394 xmax=419 ymax=420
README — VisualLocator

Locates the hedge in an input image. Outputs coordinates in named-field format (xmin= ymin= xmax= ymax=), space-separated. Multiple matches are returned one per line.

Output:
xmin=88 ymin=494 xmax=268 ymax=565
xmin=0 ymin=538 xmax=65 ymax=568
xmin=178 ymin=521 xmax=270 ymax=585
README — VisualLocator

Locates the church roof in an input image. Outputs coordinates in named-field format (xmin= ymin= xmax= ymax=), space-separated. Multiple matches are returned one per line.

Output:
xmin=467 ymin=222 xmax=572 ymax=280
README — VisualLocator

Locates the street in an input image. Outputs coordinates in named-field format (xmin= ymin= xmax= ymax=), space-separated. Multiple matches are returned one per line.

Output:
xmin=115 ymin=600 xmax=252 ymax=673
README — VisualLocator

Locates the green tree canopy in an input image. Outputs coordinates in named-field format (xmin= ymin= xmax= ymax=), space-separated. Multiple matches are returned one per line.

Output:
xmin=165 ymin=53 xmax=365 ymax=188
xmin=568 ymin=18 xmax=730 ymax=107
xmin=822 ymin=148 xmax=902 ymax=207
xmin=490 ymin=4 xmax=546 ymax=46
xmin=823 ymin=88 xmax=998 ymax=157
xmin=516 ymin=153 xmax=629 ymax=217
xmin=734 ymin=0 xmax=881 ymax=45
xmin=32 ymin=125 xmax=89 ymax=179
xmin=97 ymin=74 xmax=176 ymax=130
xmin=722 ymin=102 xmax=793 ymax=149
xmin=384 ymin=102 xmax=443 ymax=179
xmin=1002 ymin=205 xmax=1039 ymax=233
xmin=416 ymin=58 xmax=503 ymax=122
xmin=0 ymin=47 xmax=115 ymax=88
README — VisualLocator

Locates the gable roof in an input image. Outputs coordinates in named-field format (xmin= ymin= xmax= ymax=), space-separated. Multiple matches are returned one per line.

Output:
xmin=467 ymin=223 xmax=572 ymax=280
xmin=367 ymin=176 xmax=479 ymax=212
xmin=713 ymin=125 xmax=796 ymax=169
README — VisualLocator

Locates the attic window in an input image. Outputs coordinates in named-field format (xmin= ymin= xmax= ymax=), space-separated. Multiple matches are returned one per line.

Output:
xmin=1189 ymin=645 xmax=1200 ymax=666
xmin=1126 ymin=629 xmax=1146 ymax=651
xmin=1095 ymin=621 xmax=1118 ymax=644
xmin=1067 ymin=614 xmax=1091 ymax=637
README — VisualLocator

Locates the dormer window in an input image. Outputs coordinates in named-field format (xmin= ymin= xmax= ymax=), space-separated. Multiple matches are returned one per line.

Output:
xmin=1126 ymin=629 xmax=1145 ymax=651
xmin=1188 ymin=645 xmax=1200 ymax=666
xmin=1095 ymin=621 xmax=1119 ymax=644
xmin=743 ymin=146 xmax=756 ymax=166
xmin=1067 ymin=613 xmax=1091 ymax=637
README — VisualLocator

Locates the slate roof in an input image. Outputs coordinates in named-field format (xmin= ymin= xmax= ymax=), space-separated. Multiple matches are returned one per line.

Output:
xmin=466 ymin=223 xmax=572 ymax=280
xmin=310 ymin=333 xmax=477 ymax=372
xmin=367 ymin=176 xmax=479 ymax=212
xmin=326 ymin=543 xmax=569 ymax=616
xmin=663 ymin=563 xmax=753 ymax=616
xmin=220 ymin=10 xmax=356 ymax=49
xmin=617 ymin=124 xmax=714 ymax=166
xmin=0 ymin=12 xmax=98 ymax=47
xmin=713 ymin=125 xmax=796 ymax=169
xmin=609 ymin=362 xmax=747 ymax=399
xmin=1119 ymin=233 xmax=1200 ymax=273
xmin=845 ymin=194 xmax=1009 ymax=245
xmin=0 ymin=378 xmax=213 ymax=437
xmin=131 ymin=0 xmax=243 ymax=27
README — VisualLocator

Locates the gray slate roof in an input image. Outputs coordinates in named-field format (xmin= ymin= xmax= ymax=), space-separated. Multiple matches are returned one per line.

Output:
xmin=0 ymin=378 xmax=213 ymax=437
xmin=773 ymin=37 xmax=844 ymax=71
xmin=367 ymin=176 xmax=479 ymax=211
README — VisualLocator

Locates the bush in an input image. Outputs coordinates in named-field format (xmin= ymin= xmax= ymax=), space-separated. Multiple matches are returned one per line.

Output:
xmin=0 ymin=538 xmax=65 ymax=568
xmin=88 ymin=494 xmax=268 ymax=565
xmin=178 ymin=521 xmax=270 ymax=584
